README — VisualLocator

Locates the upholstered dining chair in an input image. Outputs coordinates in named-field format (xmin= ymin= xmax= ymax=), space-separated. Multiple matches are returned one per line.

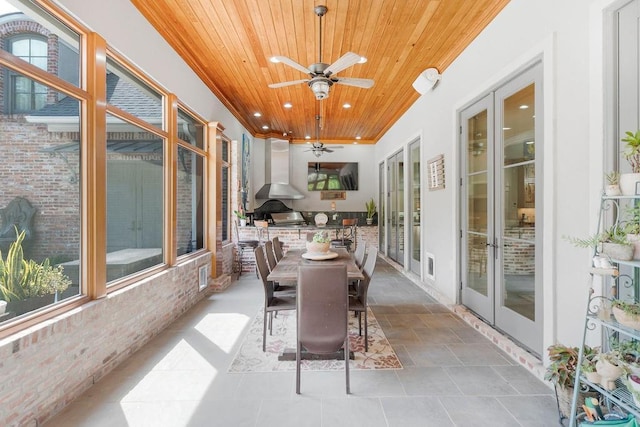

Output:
xmin=296 ymin=264 xmax=350 ymax=394
xmin=348 ymin=246 xmax=378 ymax=352
xmin=330 ymin=218 xmax=357 ymax=252
xmin=264 ymin=240 xmax=296 ymax=293
xmin=254 ymin=246 xmax=296 ymax=352
xmin=349 ymin=243 xmax=367 ymax=295
xmin=272 ymin=236 xmax=284 ymax=261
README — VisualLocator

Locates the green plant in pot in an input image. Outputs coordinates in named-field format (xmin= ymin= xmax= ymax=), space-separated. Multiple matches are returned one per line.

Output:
xmin=619 ymin=130 xmax=640 ymax=195
xmin=605 ymin=171 xmax=621 ymax=196
xmin=0 ymin=229 xmax=71 ymax=315
xmin=365 ymin=198 xmax=377 ymax=225
xmin=612 ymin=300 xmax=640 ymax=331
xmin=545 ymin=344 xmax=599 ymax=419
xmin=564 ymin=226 xmax=634 ymax=261
xmin=595 ymin=350 xmax=627 ymax=390
xmin=306 ymin=231 xmax=331 ymax=255
xmin=233 ymin=208 xmax=247 ymax=226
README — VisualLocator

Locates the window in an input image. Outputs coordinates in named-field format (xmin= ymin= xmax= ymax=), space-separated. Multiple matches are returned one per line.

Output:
xmin=176 ymin=107 xmax=205 ymax=256
xmin=221 ymin=138 xmax=230 ymax=242
xmin=8 ymin=36 xmax=48 ymax=113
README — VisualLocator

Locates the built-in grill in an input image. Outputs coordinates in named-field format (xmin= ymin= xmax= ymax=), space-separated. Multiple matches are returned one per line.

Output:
xmin=253 ymin=199 xmax=307 ymax=225
xmin=270 ymin=211 xmax=307 ymax=226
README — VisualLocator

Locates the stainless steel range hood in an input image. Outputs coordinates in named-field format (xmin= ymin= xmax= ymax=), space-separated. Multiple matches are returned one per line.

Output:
xmin=255 ymin=139 xmax=304 ymax=200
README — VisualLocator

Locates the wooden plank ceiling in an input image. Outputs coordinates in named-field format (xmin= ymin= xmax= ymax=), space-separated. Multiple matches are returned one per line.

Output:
xmin=130 ymin=0 xmax=510 ymax=144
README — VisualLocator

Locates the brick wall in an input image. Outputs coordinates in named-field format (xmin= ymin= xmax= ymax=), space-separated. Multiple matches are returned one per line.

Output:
xmin=0 ymin=252 xmax=213 ymax=426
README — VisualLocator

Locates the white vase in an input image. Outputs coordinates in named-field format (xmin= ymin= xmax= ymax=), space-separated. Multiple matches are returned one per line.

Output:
xmin=366 ymin=218 xmax=373 ymax=225
xmin=239 ymin=219 xmax=247 ymax=227
xmin=619 ymin=173 xmax=640 ymax=195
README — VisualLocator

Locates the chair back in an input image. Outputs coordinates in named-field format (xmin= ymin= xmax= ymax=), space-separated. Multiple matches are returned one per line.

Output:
xmin=254 ymin=246 xmax=274 ymax=301
xmin=357 ymin=246 xmax=378 ymax=301
xmin=272 ymin=236 xmax=284 ymax=261
xmin=353 ymin=243 xmax=366 ymax=269
xmin=264 ymin=241 xmax=278 ymax=271
xmin=254 ymin=220 xmax=269 ymax=243
xmin=297 ymin=264 xmax=348 ymax=354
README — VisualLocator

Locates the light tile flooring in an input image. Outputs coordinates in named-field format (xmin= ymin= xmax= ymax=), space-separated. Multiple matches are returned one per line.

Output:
xmin=46 ymin=258 xmax=559 ymax=427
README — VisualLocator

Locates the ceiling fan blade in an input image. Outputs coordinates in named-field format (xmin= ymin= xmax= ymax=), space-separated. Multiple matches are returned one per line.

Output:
xmin=268 ymin=79 xmax=309 ymax=88
xmin=324 ymin=52 xmax=362 ymax=76
xmin=271 ymin=56 xmax=312 ymax=75
xmin=323 ymin=148 xmax=334 ymax=153
xmin=334 ymin=77 xmax=375 ymax=89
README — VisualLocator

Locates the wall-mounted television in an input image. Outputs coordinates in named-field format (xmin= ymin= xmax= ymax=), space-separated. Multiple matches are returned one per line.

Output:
xmin=307 ymin=162 xmax=359 ymax=191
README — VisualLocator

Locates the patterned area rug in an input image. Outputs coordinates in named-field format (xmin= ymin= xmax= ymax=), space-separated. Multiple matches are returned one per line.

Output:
xmin=228 ymin=308 xmax=403 ymax=372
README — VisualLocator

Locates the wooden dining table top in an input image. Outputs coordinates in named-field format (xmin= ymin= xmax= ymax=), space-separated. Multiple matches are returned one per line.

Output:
xmin=267 ymin=248 xmax=365 ymax=282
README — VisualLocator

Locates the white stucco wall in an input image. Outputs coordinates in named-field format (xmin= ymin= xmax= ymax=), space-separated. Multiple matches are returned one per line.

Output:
xmin=375 ymin=0 xmax=621 ymax=351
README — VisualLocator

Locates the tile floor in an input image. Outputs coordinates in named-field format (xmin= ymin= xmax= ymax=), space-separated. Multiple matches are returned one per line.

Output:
xmin=46 ymin=258 xmax=559 ymax=427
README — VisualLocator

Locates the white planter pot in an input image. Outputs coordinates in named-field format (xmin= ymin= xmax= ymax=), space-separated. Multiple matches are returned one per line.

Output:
xmin=239 ymin=219 xmax=247 ymax=227
xmin=619 ymin=173 xmax=640 ymax=195
xmin=601 ymin=242 xmax=634 ymax=261
xmin=628 ymin=234 xmax=640 ymax=260
xmin=0 ymin=300 xmax=6 ymax=315
xmin=306 ymin=241 xmax=330 ymax=255
xmin=596 ymin=359 xmax=624 ymax=390
xmin=605 ymin=184 xmax=622 ymax=196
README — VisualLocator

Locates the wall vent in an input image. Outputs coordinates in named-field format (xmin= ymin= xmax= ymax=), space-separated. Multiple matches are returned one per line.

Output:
xmin=198 ymin=265 xmax=208 ymax=291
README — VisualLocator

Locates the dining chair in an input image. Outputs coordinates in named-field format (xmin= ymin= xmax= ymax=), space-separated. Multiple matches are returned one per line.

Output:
xmin=264 ymin=240 xmax=278 ymax=272
xmin=296 ymin=264 xmax=350 ymax=394
xmin=272 ymin=236 xmax=284 ymax=261
xmin=348 ymin=246 xmax=378 ymax=352
xmin=330 ymin=218 xmax=357 ymax=252
xmin=349 ymin=243 xmax=367 ymax=295
xmin=254 ymin=246 xmax=296 ymax=352
xmin=264 ymin=240 xmax=296 ymax=293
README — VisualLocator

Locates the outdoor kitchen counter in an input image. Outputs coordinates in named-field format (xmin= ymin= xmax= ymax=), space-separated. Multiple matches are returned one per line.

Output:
xmin=235 ymin=224 xmax=379 ymax=274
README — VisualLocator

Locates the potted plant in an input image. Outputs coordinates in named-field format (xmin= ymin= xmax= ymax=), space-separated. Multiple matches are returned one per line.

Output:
xmin=0 ymin=229 xmax=71 ymax=316
xmin=365 ymin=198 xmax=377 ymax=225
xmin=234 ymin=207 xmax=247 ymax=227
xmin=565 ymin=226 xmax=634 ymax=261
xmin=605 ymin=171 xmax=621 ymax=196
xmin=545 ymin=344 xmax=599 ymax=420
xmin=306 ymin=231 xmax=331 ymax=254
xmin=612 ymin=300 xmax=640 ymax=330
xmin=595 ymin=350 xmax=626 ymax=390
xmin=619 ymin=130 xmax=640 ymax=195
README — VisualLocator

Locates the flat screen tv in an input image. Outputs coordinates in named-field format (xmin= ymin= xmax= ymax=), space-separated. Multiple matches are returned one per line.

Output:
xmin=307 ymin=162 xmax=358 ymax=191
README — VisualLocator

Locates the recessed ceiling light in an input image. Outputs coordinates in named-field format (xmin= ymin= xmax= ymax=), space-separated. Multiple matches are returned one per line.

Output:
xmin=355 ymin=136 xmax=361 ymax=140
xmin=254 ymin=112 xmax=262 ymax=117
xmin=284 ymin=102 xmax=292 ymax=108
xmin=353 ymin=141 xmax=358 ymax=144
xmin=519 ymin=105 xmax=529 ymax=109
xmin=262 ymin=125 xmax=269 ymax=130
xmin=358 ymin=56 xmax=367 ymax=64
xmin=305 ymin=135 xmax=311 ymax=140
xmin=343 ymin=103 xmax=351 ymax=109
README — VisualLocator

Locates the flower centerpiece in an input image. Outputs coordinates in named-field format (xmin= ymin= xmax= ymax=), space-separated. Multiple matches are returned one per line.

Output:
xmin=306 ymin=231 xmax=331 ymax=255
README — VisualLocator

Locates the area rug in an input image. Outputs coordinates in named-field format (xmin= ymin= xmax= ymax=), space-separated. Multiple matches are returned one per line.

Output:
xmin=228 ymin=308 xmax=403 ymax=372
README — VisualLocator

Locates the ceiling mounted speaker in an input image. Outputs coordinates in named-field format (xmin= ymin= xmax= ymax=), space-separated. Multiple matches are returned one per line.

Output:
xmin=412 ymin=68 xmax=441 ymax=94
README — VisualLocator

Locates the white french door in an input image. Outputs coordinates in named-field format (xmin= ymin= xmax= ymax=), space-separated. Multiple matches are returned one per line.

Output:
xmin=460 ymin=63 xmax=543 ymax=355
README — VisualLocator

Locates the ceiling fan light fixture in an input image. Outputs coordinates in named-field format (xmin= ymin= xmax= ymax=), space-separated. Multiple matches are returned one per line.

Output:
xmin=358 ymin=56 xmax=367 ymax=64
xmin=269 ymin=57 xmax=280 ymax=63
xmin=310 ymin=79 xmax=331 ymax=100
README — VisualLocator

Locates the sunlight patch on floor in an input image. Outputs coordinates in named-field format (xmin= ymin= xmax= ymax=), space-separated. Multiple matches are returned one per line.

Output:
xmin=195 ymin=312 xmax=251 ymax=353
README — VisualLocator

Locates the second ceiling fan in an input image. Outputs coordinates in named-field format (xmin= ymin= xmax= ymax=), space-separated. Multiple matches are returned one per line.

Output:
xmin=268 ymin=5 xmax=374 ymax=100
xmin=305 ymin=114 xmax=343 ymax=157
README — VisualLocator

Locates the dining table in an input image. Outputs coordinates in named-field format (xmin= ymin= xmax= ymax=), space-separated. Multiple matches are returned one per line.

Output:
xmin=267 ymin=247 xmax=363 ymax=361
xmin=267 ymin=247 xmax=364 ymax=283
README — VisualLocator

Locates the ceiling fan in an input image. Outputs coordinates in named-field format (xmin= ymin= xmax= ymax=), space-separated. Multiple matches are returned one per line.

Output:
xmin=268 ymin=5 xmax=374 ymax=100
xmin=305 ymin=114 xmax=343 ymax=157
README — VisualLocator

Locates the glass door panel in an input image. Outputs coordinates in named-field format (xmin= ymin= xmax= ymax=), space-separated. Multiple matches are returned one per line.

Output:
xmin=410 ymin=140 xmax=421 ymax=274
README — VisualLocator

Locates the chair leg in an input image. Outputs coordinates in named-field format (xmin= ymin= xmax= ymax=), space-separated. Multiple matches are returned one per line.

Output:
xmin=364 ymin=308 xmax=369 ymax=352
xmin=345 ymin=336 xmax=350 ymax=394
xmin=263 ymin=310 xmax=267 ymax=352
xmin=358 ymin=311 xmax=362 ymax=336
xmin=296 ymin=339 xmax=301 ymax=394
xmin=269 ymin=312 xmax=273 ymax=335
